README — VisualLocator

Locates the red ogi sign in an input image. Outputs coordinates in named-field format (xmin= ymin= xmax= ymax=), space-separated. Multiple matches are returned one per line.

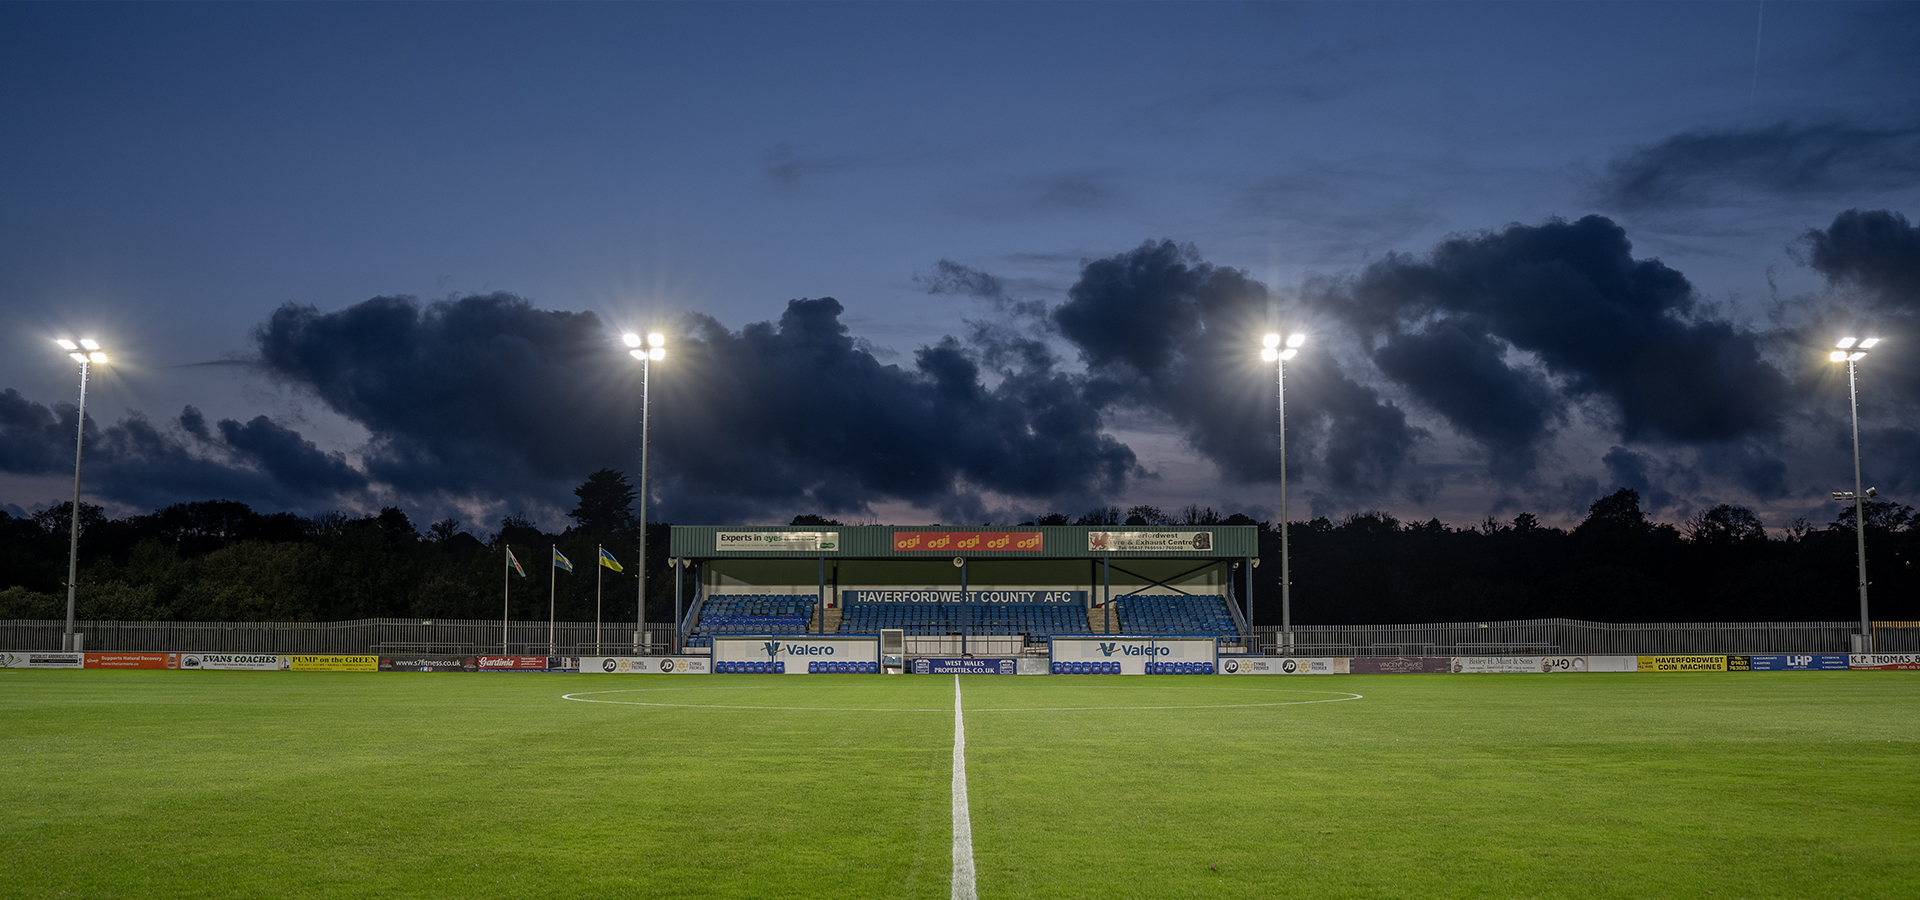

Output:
xmin=893 ymin=531 xmax=1043 ymax=552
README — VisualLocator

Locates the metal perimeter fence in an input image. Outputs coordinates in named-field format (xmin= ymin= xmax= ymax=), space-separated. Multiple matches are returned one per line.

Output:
xmin=0 ymin=618 xmax=677 ymax=656
xmin=4 ymin=616 xmax=1916 ymax=656
xmin=1252 ymin=618 xmax=1920 ymax=656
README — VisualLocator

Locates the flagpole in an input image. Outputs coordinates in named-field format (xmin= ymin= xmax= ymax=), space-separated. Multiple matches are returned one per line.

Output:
xmin=596 ymin=544 xmax=604 ymax=655
xmin=502 ymin=544 xmax=510 ymax=654
xmin=549 ymin=543 xmax=557 ymax=655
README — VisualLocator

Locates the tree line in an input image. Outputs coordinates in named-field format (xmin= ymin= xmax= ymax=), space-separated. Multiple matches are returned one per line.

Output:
xmin=2 ymin=477 xmax=1914 ymax=625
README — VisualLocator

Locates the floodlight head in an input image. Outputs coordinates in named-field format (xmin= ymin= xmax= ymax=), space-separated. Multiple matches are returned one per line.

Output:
xmin=647 ymin=333 xmax=665 ymax=348
xmin=88 ymin=352 xmax=107 ymax=364
xmin=79 ymin=339 xmax=100 ymax=351
xmin=1859 ymin=337 xmax=1880 ymax=349
xmin=69 ymin=352 xmax=87 ymax=363
xmin=1279 ymin=348 xmax=1298 ymax=361
xmin=1837 ymin=337 xmax=1858 ymax=349
xmin=629 ymin=349 xmax=646 ymax=361
xmin=1830 ymin=351 xmax=1850 ymax=362
xmin=1262 ymin=334 xmax=1280 ymax=348
xmin=1866 ymin=487 xmax=1878 ymax=498
xmin=648 ymin=347 xmax=664 ymax=361
xmin=55 ymin=339 xmax=78 ymax=351
xmin=1849 ymin=351 xmax=1867 ymax=362
xmin=1832 ymin=491 xmax=1847 ymax=501
xmin=1261 ymin=348 xmax=1279 ymax=362
xmin=622 ymin=333 xmax=642 ymax=348
xmin=1286 ymin=333 xmax=1306 ymax=348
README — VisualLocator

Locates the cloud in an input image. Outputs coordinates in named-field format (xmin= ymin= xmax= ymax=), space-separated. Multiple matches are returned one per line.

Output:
xmin=1799 ymin=208 xmax=1920 ymax=402
xmin=253 ymin=291 xmax=1138 ymax=523
xmin=1052 ymin=239 xmax=1421 ymax=495
xmin=1595 ymin=122 xmax=1920 ymax=213
xmin=1334 ymin=215 xmax=1789 ymax=458
xmin=0 ymin=390 xmax=367 ymax=511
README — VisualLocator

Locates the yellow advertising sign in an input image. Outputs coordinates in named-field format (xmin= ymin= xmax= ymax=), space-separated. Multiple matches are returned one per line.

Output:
xmin=1637 ymin=655 xmax=1727 ymax=672
xmin=289 ymin=655 xmax=379 ymax=672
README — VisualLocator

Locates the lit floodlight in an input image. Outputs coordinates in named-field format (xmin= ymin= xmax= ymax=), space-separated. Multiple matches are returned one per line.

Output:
xmin=1831 ymin=351 xmax=1849 ymax=362
xmin=629 ymin=349 xmax=646 ymax=360
xmin=1859 ymin=337 xmax=1880 ymax=349
xmin=648 ymin=347 xmax=664 ymax=361
xmin=1262 ymin=334 xmax=1281 ymax=348
xmin=88 ymin=352 xmax=106 ymax=363
xmin=55 ymin=339 xmax=78 ymax=351
xmin=69 ymin=352 xmax=87 ymax=363
xmin=647 ymin=333 xmax=665 ymax=348
xmin=1849 ymin=351 xmax=1867 ymax=361
xmin=1837 ymin=337 xmax=1857 ymax=349
xmin=623 ymin=333 xmax=642 ymax=348
xmin=79 ymin=339 xmax=100 ymax=351
xmin=1261 ymin=348 xmax=1278 ymax=362
xmin=1286 ymin=333 xmax=1306 ymax=348
xmin=1280 ymin=348 xmax=1297 ymax=360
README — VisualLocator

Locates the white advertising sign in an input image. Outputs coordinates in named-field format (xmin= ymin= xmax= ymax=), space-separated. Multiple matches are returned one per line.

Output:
xmin=0 ymin=651 xmax=84 ymax=669
xmin=1453 ymin=656 xmax=1547 ymax=674
xmin=715 ymin=531 xmax=839 ymax=552
xmin=1086 ymin=531 xmax=1216 ymax=553
xmin=1851 ymin=654 xmax=1920 ymax=670
xmin=181 ymin=653 xmax=288 ymax=671
xmin=582 ymin=656 xmax=709 ymax=674
xmin=1050 ymin=637 xmax=1216 ymax=675
xmin=1219 ymin=657 xmax=1349 ymax=675
xmin=710 ymin=636 xmax=878 ymax=673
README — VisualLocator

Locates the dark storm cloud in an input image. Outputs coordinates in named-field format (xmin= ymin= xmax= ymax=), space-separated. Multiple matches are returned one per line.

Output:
xmin=1336 ymin=216 xmax=1789 ymax=456
xmin=1799 ymin=209 xmax=1920 ymax=456
xmin=253 ymin=292 xmax=1137 ymax=522
xmin=1053 ymin=240 xmax=1421 ymax=493
xmin=0 ymin=389 xmax=366 ymax=510
xmin=1596 ymin=122 xmax=1920 ymax=212
xmin=1803 ymin=208 xmax=1920 ymax=311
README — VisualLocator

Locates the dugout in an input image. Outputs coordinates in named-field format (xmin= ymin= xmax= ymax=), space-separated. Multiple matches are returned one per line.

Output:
xmin=667 ymin=525 xmax=1258 ymax=656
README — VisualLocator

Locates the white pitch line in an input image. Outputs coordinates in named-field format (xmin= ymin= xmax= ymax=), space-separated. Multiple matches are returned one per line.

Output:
xmin=952 ymin=675 xmax=978 ymax=900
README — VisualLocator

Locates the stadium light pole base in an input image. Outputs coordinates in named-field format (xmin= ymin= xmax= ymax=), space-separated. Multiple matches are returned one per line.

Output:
xmin=1852 ymin=633 xmax=1873 ymax=654
xmin=62 ymin=633 xmax=85 ymax=652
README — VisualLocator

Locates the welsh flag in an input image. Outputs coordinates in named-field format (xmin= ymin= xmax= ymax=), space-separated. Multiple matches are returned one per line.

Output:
xmin=506 ymin=548 xmax=527 ymax=577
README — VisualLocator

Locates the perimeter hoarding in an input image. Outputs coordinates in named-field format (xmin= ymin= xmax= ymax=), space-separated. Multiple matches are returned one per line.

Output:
xmin=1219 ymin=657 xmax=1349 ymax=675
xmin=1637 ymin=655 xmax=1728 ymax=672
xmin=182 ymin=653 xmax=287 ymax=671
xmin=1 ymin=652 xmax=84 ymax=668
xmin=378 ymin=657 xmax=478 ymax=672
xmin=1851 ymin=654 xmax=1920 ymax=670
xmin=582 ymin=656 xmax=710 ymax=674
xmin=1050 ymin=637 xmax=1216 ymax=675
xmin=912 ymin=658 xmax=1016 ymax=675
xmin=290 ymin=655 xmax=379 ymax=672
xmin=709 ymin=636 xmax=879 ymax=673
xmin=1350 ymin=657 xmax=1451 ymax=674
xmin=1728 ymin=654 xmax=1850 ymax=671
xmin=84 ymin=653 xmax=179 ymax=669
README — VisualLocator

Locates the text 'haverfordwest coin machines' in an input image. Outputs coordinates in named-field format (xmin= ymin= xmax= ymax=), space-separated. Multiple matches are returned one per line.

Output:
xmin=881 ymin=628 xmax=904 ymax=675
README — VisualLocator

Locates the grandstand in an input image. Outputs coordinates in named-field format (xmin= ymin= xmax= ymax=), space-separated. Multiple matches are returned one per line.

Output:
xmin=1114 ymin=593 xmax=1238 ymax=635
xmin=683 ymin=594 xmax=816 ymax=647
xmin=839 ymin=600 xmax=1086 ymax=636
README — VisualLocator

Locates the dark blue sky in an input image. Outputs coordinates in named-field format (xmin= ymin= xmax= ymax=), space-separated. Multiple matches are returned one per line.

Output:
xmin=3 ymin=2 xmax=1916 ymax=533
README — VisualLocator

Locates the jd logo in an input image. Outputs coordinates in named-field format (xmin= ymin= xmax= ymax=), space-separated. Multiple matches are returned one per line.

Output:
xmin=602 ymin=658 xmax=618 ymax=672
xmin=660 ymin=659 xmax=674 ymax=672
xmin=1224 ymin=659 xmax=1240 ymax=673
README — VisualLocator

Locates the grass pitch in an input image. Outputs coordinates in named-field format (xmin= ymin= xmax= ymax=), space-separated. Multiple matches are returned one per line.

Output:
xmin=1 ymin=670 xmax=1915 ymax=899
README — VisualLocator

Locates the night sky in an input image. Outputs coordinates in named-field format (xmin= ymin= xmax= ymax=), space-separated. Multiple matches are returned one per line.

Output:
xmin=2 ymin=2 xmax=1916 ymax=534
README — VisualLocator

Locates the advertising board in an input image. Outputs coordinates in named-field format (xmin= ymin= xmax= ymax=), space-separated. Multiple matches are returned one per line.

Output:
xmin=1637 ymin=655 xmax=1727 ymax=672
xmin=582 ymin=656 xmax=710 ymax=674
xmin=1350 ymin=657 xmax=1451 ymax=674
xmin=84 ymin=653 xmax=179 ymax=669
xmin=912 ymin=658 xmax=1016 ymax=675
xmin=1219 ymin=657 xmax=1349 ymax=675
xmin=0 ymin=652 xmax=84 ymax=669
xmin=477 ymin=656 xmax=562 ymax=671
xmin=378 ymin=657 xmax=478 ymax=672
xmin=710 ymin=636 xmax=879 ymax=673
xmin=1729 ymin=654 xmax=1850 ymax=671
xmin=289 ymin=655 xmax=379 ymax=672
xmin=1049 ymin=637 xmax=1215 ymax=675
xmin=182 ymin=653 xmax=287 ymax=671
xmin=1086 ymin=531 xmax=1214 ymax=552
xmin=715 ymin=531 xmax=838 ymax=552
xmin=842 ymin=589 xmax=1083 ymax=604
xmin=892 ymin=531 xmax=1043 ymax=552
xmin=1850 ymin=654 xmax=1920 ymax=670
xmin=1451 ymin=657 xmax=1547 ymax=674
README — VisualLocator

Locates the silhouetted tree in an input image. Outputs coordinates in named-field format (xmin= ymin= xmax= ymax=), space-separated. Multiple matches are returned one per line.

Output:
xmin=568 ymin=469 xmax=638 ymax=536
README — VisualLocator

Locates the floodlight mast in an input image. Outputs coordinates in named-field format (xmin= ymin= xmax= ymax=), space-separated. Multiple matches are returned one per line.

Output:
xmin=1834 ymin=337 xmax=1879 ymax=650
xmin=626 ymin=332 xmax=666 ymax=653
xmin=54 ymin=339 xmax=106 ymax=651
xmin=1261 ymin=333 xmax=1305 ymax=655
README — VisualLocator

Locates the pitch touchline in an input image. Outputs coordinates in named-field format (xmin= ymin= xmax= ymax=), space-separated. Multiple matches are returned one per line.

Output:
xmin=560 ymin=688 xmax=1365 ymax=712
xmin=952 ymin=675 xmax=977 ymax=900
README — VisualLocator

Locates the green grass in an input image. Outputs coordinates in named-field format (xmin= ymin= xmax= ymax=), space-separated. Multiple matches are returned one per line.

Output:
xmin=1 ymin=671 xmax=1915 ymax=899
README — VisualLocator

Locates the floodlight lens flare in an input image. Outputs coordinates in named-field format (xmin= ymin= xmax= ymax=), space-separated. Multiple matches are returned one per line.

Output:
xmin=1286 ymin=333 xmax=1306 ymax=348
xmin=55 ymin=339 xmax=78 ymax=351
xmin=1859 ymin=337 xmax=1880 ymax=349
xmin=629 ymin=349 xmax=646 ymax=360
xmin=622 ymin=333 xmax=641 ymax=348
xmin=1261 ymin=348 xmax=1279 ymax=362
xmin=648 ymin=347 xmax=665 ymax=361
xmin=647 ymin=333 xmax=665 ymax=347
xmin=1279 ymin=348 xmax=1298 ymax=360
xmin=79 ymin=339 xmax=100 ymax=351
xmin=1262 ymin=334 xmax=1280 ymax=348
xmin=88 ymin=353 xmax=107 ymax=363
xmin=1831 ymin=351 xmax=1849 ymax=362
xmin=1837 ymin=337 xmax=1857 ymax=349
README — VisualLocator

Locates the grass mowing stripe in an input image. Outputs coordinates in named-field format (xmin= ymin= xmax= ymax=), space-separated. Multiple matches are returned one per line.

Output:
xmin=952 ymin=675 xmax=978 ymax=900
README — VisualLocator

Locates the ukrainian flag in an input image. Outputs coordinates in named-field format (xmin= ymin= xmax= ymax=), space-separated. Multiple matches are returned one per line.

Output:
xmin=552 ymin=548 xmax=573 ymax=572
xmin=598 ymin=547 xmax=624 ymax=572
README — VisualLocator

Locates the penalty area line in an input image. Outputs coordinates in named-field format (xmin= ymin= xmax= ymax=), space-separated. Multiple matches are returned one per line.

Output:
xmin=952 ymin=675 xmax=978 ymax=900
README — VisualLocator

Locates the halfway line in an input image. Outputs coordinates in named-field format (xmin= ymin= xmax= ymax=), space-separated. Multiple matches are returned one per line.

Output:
xmin=952 ymin=675 xmax=978 ymax=900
